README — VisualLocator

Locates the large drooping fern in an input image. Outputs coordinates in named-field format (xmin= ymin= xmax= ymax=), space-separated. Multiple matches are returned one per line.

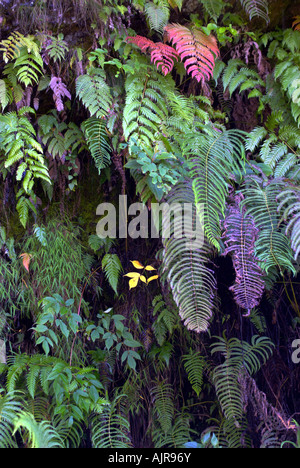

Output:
xmin=161 ymin=181 xmax=217 ymax=333
xmin=185 ymin=127 xmax=246 ymax=251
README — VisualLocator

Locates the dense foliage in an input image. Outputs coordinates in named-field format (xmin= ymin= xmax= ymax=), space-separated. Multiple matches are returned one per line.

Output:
xmin=0 ymin=0 xmax=300 ymax=448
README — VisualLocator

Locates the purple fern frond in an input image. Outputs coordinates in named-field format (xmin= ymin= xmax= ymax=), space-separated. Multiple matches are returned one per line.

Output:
xmin=223 ymin=195 xmax=265 ymax=315
xmin=50 ymin=76 xmax=71 ymax=112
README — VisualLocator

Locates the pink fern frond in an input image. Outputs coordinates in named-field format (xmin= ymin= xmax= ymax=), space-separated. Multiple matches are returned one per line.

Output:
xmin=126 ymin=35 xmax=179 ymax=75
xmin=164 ymin=24 xmax=219 ymax=83
xmin=50 ymin=76 xmax=71 ymax=112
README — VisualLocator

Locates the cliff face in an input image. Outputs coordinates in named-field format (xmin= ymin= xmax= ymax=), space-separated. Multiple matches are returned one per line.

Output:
xmin=0 ymin=0 xmax=298 ymax=39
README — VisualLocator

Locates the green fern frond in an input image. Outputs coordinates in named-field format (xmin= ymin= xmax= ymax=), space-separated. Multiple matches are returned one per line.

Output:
xmin=221 ymin=59 xmax=264 ymax=98
xmin=43 ymin=33 xmax=69 ymax=63
xmin=185 ymin=127 xmax=246 ymax=251
xmin=152 ymin=294 xmax=178 ymax=345
xmin=145 ymin=0 xmax=170 ymax=34
xmin=0 ymin=108 xmax=50 ymax=200
xmin=162 ymin=182 xmax=217 ymax=333
xmin=153 ymin=414 xmax=193 ymax=448
xmin=123 ymin=58 xmax=171 ymax=148
xmin=82 ymin=117 xmax=111 ymax=173
xmin=240 ymin=0 xmax=269 ymax=24
xmin=241 ymin=178 xmax=296 ymax=275
xmin=0 ymin=32 xmax=39 ymax=63
xmin=151 ymin=380 xmax=174 ymax=434
xmin=277 ymin=186 xmax=300 ymax=260
xmin=13 ymin=412 xmax=65 ymax=448
xmin=76 ymin=68 xmax=112 ymax=118
xmin=199 ymin=0 xmax=225 ymax=22
xmin=182 ymin=350 xmax=206 ymax=396
xmin=102 ymin=254 xmax=123 ymax=295
xmin=0 ymin=79 xmax=12 ymax=111
xmin=91 ymin=395 xmax=131 ymax=448
xmin=14 ymin=47 xmax=44 ymax=86
xmin=0 ymin=390 xmax=24 ymax=448
xmin=211 ymin=335 xmax=274 ymax=424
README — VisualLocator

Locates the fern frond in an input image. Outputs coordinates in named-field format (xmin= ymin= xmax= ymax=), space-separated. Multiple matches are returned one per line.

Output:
xmin=0 ymin=109 xmax=50 ymax=197
xmin=199 ymin=0 xmax=225 ymax=21
xmin=223 ymin=197 xmax=265 ymax=314
xmin=126 ymin=36 xmax=179 ymax=76
xmin=14 ymin=47 xmax=44 ymax=86
xmin=13 ymin=412 xmax=65 ymax=448
xmin=241 ymin=178 xmax=296 ymax=275
xmin=0 ymin=390 xmax=24 ymax=448
xmin=152 ymin=294 xmax=178 ymax=345
xmin=0 ymin=32 xmax=39 ymax=62
xmin=240 ymin=0 xmax=269 ymax=24
xmin=0 ymin=79 xmax=12 ymax=111
xmin=123 ymin=61 xmax=171 ymax=147
xmin=211 ymin=335 xmax=274 ymax=424
xmin=76 ymin=68 xmax=112 ymax=118
xmin=153 ymin=414 xmax=193 ymax=448
xmin=165 ymin=23 xmax=219 ymax=83
xmin=186 ymin=127 xmax=246 ymax=251
xmin=277 ymin=186 xmax=300 ymax=260
xmin=91 ymin=395 xmax=132 ymax=448
xmin=162 ymin=181 xmax=217 ymax=333
xmin=49 ymin=76 xmax=71 ymax=112
xmin=42 ymin=33 xmax=69 ymax=63
xmin=102 ymin=253 xmax=123 ymax=295
xmin=151 ymin=380 xmax=174 ymax=434
xmin=82 ymin=117 xmax=111 ymax=173
xmin=145 ymin=0 xmax=170 ymax=34
xmin=182 ymin=350 xmax=206 ymax=396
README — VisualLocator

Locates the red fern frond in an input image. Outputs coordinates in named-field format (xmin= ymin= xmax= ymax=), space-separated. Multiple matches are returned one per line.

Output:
xmin=164 ymin=24 xmax=219 ymax=83
xmin=126 ymin=35 xmax=179 ymax=76
xmin=292 ymin=16 xmax=300 ymax=31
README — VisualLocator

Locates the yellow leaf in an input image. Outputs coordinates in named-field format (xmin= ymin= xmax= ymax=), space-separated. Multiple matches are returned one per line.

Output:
xmin=124 ymin=272 xmax=141 ymax=279
xmin=145 ymin=265 xmax=156 ymax=271
xmin=129 ymin=277 xmax=139 ymax=289
xmin=130 ymin=260 xmax=144 ymax=269
xmin=19 ymin=253 xmax=33 ymax=272
xmin=147 ymin=275 xmax=159 ymax=284
xmin=140 ymin=275 xmax=147 ymax=283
